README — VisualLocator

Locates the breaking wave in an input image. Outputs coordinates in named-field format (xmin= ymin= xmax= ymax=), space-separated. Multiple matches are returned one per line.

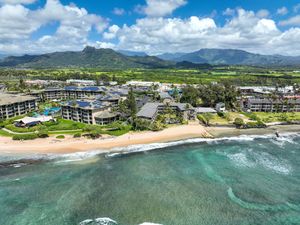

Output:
xmin=1 ymin=132 xmax=300 ymax=164
xmin=225 ymin=148 xmax=292 ymax=175
xmin=79 ymin=217 xmax=117 ymax=225
xmin=78 ymin=217 xmax=163 ymax=225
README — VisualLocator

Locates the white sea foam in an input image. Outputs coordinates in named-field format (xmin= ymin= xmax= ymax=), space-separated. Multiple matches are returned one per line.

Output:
xmin=1 ymin=131 xmax=300 ymax=164
xmin=79 ymin=217 xmax=117 ymax=225
xmin=79 ymin=219 xmax=93 ymax=225
xmin=254 ymin=152 xmax=292 ymax=175
xmin=226 ymin=152 xmax=255 ymax=168
xmin=12 ymin=163 xmax=27 ymax=168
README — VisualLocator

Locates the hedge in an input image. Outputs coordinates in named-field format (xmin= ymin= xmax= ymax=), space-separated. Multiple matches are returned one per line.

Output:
xmin=56 ymin=135 xmax=65 ymax=139
xmin=12 ymin=134 xmax=38 ymax=140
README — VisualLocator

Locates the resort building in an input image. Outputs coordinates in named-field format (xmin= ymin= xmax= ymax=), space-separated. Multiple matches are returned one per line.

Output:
xmin=66 ymin=79 xmax=96 ymax=86
xmin=137 ymin=102 xmax=194 ymax=121
xmin=40 ymin=86 xmax=128 ymax=101
xmin=243 ymin=98 xmax=300 ymax=112
xmin=14 ymin=116 xmax=54 ymax=127
xmin=61 ymin=100 xmax=118 ymax=125
xmin=0 ymin=93 xmax=37 ymax=119
xmin=159 ymin=92 xmax=174 ymax=104
xmin=195 ymin=107 xmax=217 ymax=114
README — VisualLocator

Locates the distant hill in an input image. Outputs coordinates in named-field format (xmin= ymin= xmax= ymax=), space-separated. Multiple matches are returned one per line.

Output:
xmin=118 ymin=50 xmax=148 ymax=57
xmin=0 ymin=46 xmax=172 ymax=69
xmin=2 ymin=47 xmax=300 ymax=69
xmin=157 ymin=49 xmax=300 ymax=66
xmin=0 ymin=54 xmax=7 ymax=59
xmin=156 ymin=52 xmax=186 ymax=61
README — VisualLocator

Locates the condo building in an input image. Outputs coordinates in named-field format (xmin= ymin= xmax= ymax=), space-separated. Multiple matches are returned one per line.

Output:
xmin=36 ymin=86 xmax=128 ymax=101
xmin=0 ymin=93 xmax=37 ymax=119
xmin=137 ymin=102 xmax=194 ymax=121
xmin=61 ymin=100 xmax=119 ymax=125
xmin=243 ymin=98 xmax=300 ymax=112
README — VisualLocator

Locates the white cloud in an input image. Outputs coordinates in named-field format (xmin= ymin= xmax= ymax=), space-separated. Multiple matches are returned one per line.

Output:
xmin=103 ymin=25 xmax=120 ymax=39
xmin=0 ymin=0 xmax=108 ymax=54
xmin=0 ymin=4 xmax=40 ymax=40
xmin=112 ymin=7 xmax=125 ymax=16
xmin=95 ymin=41 xmax=116 ymax=49
xmin=279 ymin=15 xmax=300 ymax=26
xmin=137 ymin=0 xmax=187 ymax=17
xmin=0 ymin=0 xmax=36 ymax=5
xmin=223 ymin=8 xmax=235 ymax=16
xmin=256 ymin=9 xmax=269 ymax=18
xmin=103 ymin=8 xmax=300 ymax=56
xmin=277 ymin=6 xmax=288 ymax=16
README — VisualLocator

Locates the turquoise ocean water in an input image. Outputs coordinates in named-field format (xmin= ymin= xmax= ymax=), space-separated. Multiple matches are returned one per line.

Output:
xmin=0 ymin=133 xmax=300 ymax=225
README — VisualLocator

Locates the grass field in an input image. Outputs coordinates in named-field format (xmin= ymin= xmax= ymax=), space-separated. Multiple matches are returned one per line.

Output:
xmin=2 ymin=66 xmax=300 ymax=86
xmin=1 ymin=117 xmax=132 ymax=138
xmin=253 ymin=112 xmax=300 ymax=123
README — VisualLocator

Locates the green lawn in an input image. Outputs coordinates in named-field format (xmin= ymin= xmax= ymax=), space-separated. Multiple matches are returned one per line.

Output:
xmin=253 ymin=112 xmax=300 ymax=123
xmin=209 ymin=112 xmax=247 ymax=125
xmin=0 ymin=129 xmax=13 ymax=137
xmin=1 ymin=117 xmax=132 ymax=138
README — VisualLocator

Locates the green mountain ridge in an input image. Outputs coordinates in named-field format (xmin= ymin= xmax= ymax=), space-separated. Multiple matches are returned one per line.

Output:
xmin=158 ymin=49 xmax=300 ymax=66
xmin=2 ymin=47 xmax=300 ymax=69
xmin=0 ymin=47 xmax=173 ymax=69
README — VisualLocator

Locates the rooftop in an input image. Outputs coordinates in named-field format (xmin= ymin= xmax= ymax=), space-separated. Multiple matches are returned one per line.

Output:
xmin=137 ymin=102 xmax=193 ymax=119
xmin=94 ymin=111 xmax=119 ymax=119
xmin=64 ymin=100 xmax=110 ymax=110
xmin=0 ymin=93 xmax=37 ymax=106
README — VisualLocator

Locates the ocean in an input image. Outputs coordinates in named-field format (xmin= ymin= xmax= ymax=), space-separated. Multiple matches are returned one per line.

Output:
xmin=0 ymin=133 xmax=299 ymax=225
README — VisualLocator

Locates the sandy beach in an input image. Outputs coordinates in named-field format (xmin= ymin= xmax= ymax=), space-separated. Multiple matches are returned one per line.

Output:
xmin=1 ymin=123 xmax=300 ymax=155
xmin=0 ymin=123 xmax=212 ymax=155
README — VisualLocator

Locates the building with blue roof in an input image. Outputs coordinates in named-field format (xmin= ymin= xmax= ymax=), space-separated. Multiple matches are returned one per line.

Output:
xmin=61 ymin=99 xmax=118 ymax=125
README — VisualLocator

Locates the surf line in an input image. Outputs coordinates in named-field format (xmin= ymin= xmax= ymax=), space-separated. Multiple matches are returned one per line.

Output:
xmin=195 ymin=152 xmax=300 ymax=212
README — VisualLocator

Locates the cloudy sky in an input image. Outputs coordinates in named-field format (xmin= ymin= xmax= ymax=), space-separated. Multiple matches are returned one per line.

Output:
xmin=1 ymin=0 xmax=300 ymax=56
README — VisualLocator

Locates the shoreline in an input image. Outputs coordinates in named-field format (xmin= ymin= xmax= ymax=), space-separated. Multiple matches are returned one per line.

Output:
xmin=0 ymin=123 xmax=300 ymax=156
xmin=0 ymin=123 xmax=211 ymax=155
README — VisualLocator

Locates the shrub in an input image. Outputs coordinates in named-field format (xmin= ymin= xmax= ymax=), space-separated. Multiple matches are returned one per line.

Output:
xmin=12 ymin=133 xmax=38 ymax=140
xmin=132 ymin=118 xmax=151 ymax=131
xmin=217 ymin=111 xmax=225 ymax=117
xmin=37 ymin=128 xmax=49 ymax=138
xmin=244 ymin=121 xmax=267 ymax=129
xmin=150 ymin=121 xmax=163 ymax=131
xmin=89 ymin=130 xmax=101 ymax=139
xmin=234 ymin=118 xmax=244 ymax=128
xmin=73 ymin=133 xmax=81 ymax=138
xmin=56 ymin=135 xmax=65 ymax=139
xmin=197 ymin=113 xmax=213 ymax=126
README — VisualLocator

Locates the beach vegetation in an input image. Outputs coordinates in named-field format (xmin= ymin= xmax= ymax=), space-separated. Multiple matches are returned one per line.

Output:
xmin=197 ymin=113 xmax=214 ymax=126
xmin=252 ymin=112 xmax=300 ymax=123
xmin=132 ymin=118 xmax=151 ymax=131
xmin=12 ymin=133 xmax=38 ymax=140
xmin=56 ymin=135 xmax=65 ymax=139
xmin=244 ymin=121 xmax=267 ymax=129
xmin=73 ymin=133 xmax=81 ymax=138
xmin=234 ymin=118 xmax=245 ymax=128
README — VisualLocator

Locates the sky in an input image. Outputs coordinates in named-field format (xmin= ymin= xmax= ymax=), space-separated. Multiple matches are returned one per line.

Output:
xmin=1 ymin=0 xmax=300 ymax=56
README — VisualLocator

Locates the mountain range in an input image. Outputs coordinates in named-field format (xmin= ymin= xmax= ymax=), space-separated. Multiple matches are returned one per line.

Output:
xmin=0 ymin=47 xmax=300 ymax=69
xmin=156 ymin=49 xmax=300 ymax=66
xmin=0 ymin=47 xmax=171 ymax=69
